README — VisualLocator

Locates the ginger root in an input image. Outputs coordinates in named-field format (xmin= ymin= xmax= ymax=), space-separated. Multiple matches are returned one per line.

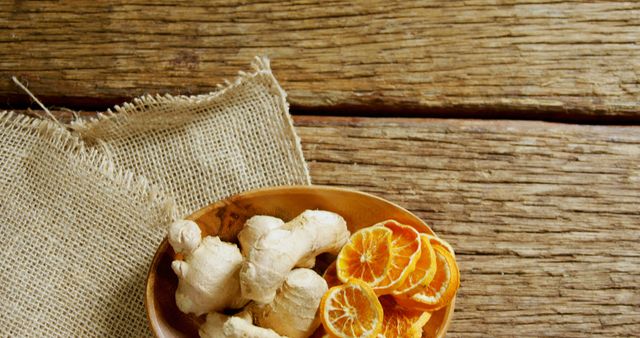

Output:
xmin=168 ymin=219 xmax=202 ymax=255
xmin=172 ymin=236 xmax=248 ymax=315
xmin=253 ymin=268 xmax=328 ymax=338
xmin=169 ymin=210 xmax=350 ymax=336
xmin=240 ymin=210 xmax=350 ymax=304
xmin=238 ymin=215 xmax=285 ymax=257
xmin=199 ymin=312 xmax=284 ymax=338
xmin=237 ymin=215 xmax=315 ymax=268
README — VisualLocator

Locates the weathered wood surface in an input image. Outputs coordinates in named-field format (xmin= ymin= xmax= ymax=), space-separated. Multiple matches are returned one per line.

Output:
xmin=2 ymin=1 xmax=640 ymax=119
xmin=296 ymin=116 xmax=640 ymax=337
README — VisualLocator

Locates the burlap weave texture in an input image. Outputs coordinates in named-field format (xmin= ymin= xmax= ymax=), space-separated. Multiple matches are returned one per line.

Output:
xmin=72 ymin=57 xmax=310 ymax=216
xmin=0 ymin=58 xmax=310 ymax=337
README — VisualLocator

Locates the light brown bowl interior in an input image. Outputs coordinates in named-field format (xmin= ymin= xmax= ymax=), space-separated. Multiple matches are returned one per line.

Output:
xmin=146 ymin=185 xmax=455 ymax=338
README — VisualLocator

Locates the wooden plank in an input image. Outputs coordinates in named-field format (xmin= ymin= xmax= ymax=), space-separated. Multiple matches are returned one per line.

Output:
xmin=2 ymin=1 xmax=640 ymax=119
xmin=295 ymin=116 xmax=640 ymax=337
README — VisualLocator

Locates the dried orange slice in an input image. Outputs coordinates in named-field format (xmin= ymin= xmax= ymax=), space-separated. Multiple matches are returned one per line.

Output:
xmin=320 ymin=279 xmax=384 ymax=338
xmin=392 ymin=233 xmax=436 ymax=296
xmin=323 ymin=261 xmax=342 ymax=289
xmin=427 ymin=234 xmax=456 ymax=258
xmin=374 ymin=220 xmax=422 ymax=295
xmin=337 ymin=227 xmax=393 ymax=290
xmin=379 ymin=296 xmax=431 ymax=338
xmin=395 ymin=244 xmax=460 ymax=312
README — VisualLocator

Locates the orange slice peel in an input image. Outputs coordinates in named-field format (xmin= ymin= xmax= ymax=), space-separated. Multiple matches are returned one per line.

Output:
xmin=379 ymin=295 xmax=431 ymax=338
xmin=320 ymin=279 xmax=384 ymax=338
xmin=426 ymin=234 xmax=455 ymax=257
xmin=374 ymin=220 xmax=422 ymax=295
xmin=395 ymin=243 xmax=460 ymax=312
xmin=392 ymin=233 xmax=436 ymax=296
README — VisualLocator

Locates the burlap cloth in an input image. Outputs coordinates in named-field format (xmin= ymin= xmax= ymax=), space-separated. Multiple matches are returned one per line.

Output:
xmin=0 ymin=57 xmax=310 ymax=337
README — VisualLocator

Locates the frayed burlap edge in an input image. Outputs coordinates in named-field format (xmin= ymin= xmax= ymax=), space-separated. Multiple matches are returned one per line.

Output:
xmin=69 ymin=56 xmax=310 ymax=185
xmin=0 ymin=110 xmax=179 ymax=224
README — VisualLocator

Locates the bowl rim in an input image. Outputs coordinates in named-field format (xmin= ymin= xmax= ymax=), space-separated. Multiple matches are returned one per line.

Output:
xmin=145 ymin=185 xmax=455 ymax=338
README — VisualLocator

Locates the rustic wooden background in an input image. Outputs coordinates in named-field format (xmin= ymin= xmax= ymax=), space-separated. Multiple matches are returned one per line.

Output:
xmin=3 ymin=0 xmax=640 ymax=337
xmin=297 ymin=116 xmax=640 ymax=337
xmin=3 ymin=1 xmax=640 ymax=120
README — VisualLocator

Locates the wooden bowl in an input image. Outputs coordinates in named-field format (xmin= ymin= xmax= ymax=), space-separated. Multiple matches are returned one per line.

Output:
xmin=146 ymin=185 xmax=455 ymax=338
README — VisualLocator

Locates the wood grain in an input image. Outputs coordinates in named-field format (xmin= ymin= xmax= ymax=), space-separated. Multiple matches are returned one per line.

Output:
xmin=295 ymin=116 xmax=640 ymax=337
xmin=2 ymin=1 xmax=640 ymax=119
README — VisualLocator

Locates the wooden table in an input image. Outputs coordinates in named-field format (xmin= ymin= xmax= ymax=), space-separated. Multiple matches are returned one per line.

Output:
xmin=3 ymin=1 xmax=639 ymax=336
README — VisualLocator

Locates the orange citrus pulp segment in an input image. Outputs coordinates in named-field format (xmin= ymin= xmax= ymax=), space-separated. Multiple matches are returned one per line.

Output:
xmin=337 ymin=227 xmax=393 ymax=290
xmin=395 ymin=244 xmax=460 ymax=312
xmin=323 ymin=260 xmax=342 ymax=289
xmin=392 ymin=233 xmax=436 ymax=296
xmin=320 ymin=279 xmax=384 ymax=338
xmin=375 ymin=220 xmax=422 ymax=295
xmin=379 ymin=295 xmax=431 ymax=338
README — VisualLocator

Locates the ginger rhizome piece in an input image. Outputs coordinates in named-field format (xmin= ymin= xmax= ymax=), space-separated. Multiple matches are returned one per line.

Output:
xmin=172 ymin=236 xmax=248 ymax=315
xmin=240 ymin=210 xmax=350 ymax=304
xmin=169 ymin=209 xmax=350 ymax=336
xmin=168 ymin=219 xmax=202 ymax=255
xmin=253 ymin=268 xmax=328 ymax=338
xmin=199 ymin=312 xmax=284 ymax=338
xmin=238 ymin=215 xmax=285 ymax=257
xmin=238 ymin=214 xmax=317 ymax=268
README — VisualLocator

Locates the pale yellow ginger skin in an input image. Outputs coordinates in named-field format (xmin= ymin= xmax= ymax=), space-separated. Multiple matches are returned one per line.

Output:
xmin=253 ymin=268 xmax=328 ymax=338
xmin=237 ymin=215 xmax=315 ymax=268
xmin=235 ymin=308 xmax=254 ymax=323
xmin=168 ymin=219 xmax=202 ymax=255
xmin=172 ymin=236 xmax=248 ymax=316
xmin=238 ymin=216 xmax=285 ymax=257
xmin=240 ymin=210 xmax=350 ymax=304
xmin=199 ymin=312 xmax=284 ymax=338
